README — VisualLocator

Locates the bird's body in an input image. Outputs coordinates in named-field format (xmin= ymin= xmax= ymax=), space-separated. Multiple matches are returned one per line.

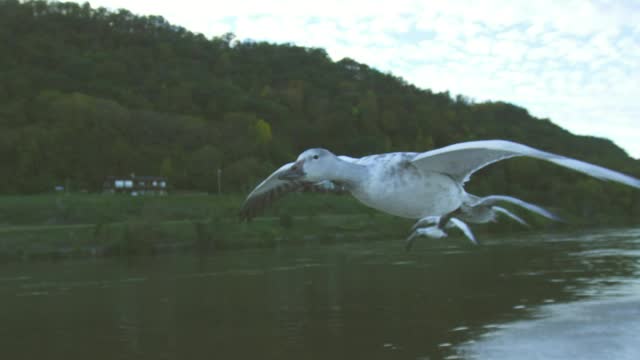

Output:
xmin=346 ymin=153 xmax=463 ymax=219
xmin=240 ymin=140 xmax=640 ymax=247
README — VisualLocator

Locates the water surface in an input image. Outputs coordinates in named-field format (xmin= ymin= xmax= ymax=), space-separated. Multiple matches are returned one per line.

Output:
xmin=1 ymin=227 xmax=639 ymax=359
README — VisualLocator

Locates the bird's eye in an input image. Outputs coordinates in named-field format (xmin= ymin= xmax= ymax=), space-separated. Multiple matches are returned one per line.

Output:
xmin=313 ymin=155 xmax=319 ymax=160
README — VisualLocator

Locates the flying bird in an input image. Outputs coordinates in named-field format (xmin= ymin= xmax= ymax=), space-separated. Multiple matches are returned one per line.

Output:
xmin=240 ymin=140 xmax=640 ymax=248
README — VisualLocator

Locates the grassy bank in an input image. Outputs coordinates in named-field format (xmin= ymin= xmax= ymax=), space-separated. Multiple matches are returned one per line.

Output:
xmin=0 ymin=192 xmax=378 ymax=225
xmin=0 ymin=192 xmax=630 ymax=261
xmin=0 ymin=193 xmax=412 ymax=260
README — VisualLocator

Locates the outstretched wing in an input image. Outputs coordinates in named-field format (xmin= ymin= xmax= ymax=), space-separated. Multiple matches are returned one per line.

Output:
xmin=472 ymin=194 xmax=562 ymax=222
xmin=239 ymin=163 xmax=348 ymax=221
xmin=411 ymin=140 xmax=640 ymax=187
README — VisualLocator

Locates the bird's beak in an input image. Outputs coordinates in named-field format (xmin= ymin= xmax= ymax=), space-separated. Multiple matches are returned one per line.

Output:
xmin=278 ymin=161 xmax=305 ymax=181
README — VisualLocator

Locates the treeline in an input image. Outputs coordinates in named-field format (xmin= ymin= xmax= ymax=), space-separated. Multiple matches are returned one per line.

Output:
xmin=1 ymin=0 xmax=639 ymax=222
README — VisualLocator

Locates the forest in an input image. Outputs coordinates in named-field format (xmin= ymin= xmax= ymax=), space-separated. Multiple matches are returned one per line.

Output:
xmin=1 ymin=0 xmax=639 ymax=224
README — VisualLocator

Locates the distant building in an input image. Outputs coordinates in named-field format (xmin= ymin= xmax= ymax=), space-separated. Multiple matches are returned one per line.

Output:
xmin=103 ymin=175 xmax=168 ymax=195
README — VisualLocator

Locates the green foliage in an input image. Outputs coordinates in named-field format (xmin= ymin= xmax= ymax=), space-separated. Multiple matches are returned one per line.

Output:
xmin=160 ymin=157 xmax=174 ymax=179
xmin=253 ymin=118 xmax=273 ymax=144
xmin=279 ymin=213 xmax=294 ymax=229
xmin=0 ymin=0 xmax=638 ymax=223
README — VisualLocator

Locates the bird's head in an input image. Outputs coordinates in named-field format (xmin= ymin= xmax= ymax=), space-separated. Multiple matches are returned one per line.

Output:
xmin=278 ymin=148 xmax=337 ymax=182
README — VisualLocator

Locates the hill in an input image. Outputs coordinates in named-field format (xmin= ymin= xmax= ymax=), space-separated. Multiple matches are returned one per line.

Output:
xmin=1 ymin=0 xmax=639 ymax=223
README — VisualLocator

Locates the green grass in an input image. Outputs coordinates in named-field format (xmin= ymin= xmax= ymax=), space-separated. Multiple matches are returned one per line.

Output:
xmin=0 ymin=192 xmax=375 ymax=225
xmin=0 ymin=193 xmax=411 ymax=260
xmin=0 ymin=191 xmax=625 ymax=261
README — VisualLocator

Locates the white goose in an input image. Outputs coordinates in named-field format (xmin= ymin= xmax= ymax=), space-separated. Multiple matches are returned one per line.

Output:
xmin=240 ymin=140 xmax=640 ymax=247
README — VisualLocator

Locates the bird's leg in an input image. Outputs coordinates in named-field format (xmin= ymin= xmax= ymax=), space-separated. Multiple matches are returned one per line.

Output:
xmin=410 ymin=216 xmax=439 ymax=232
xmin=405 ymin=224 xmax=447 ymax=251
xmin=448 ymin=218 xmax=478 ymax=245
xmin=437 ymin=209 xmax=458 ymax=229
xmin=406 ymin=208 xmax=475 ymax=251
xmin=412 ymin=208 xmax=460 ymax=231
xmin=406 ymin=214 xmax=452 ymax=251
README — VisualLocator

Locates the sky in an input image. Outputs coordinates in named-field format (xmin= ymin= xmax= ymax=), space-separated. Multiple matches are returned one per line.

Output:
xmin=79 ymin=0 xmax=640 ymax=158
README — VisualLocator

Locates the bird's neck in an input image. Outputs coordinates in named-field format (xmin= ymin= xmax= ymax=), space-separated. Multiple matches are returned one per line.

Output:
xmin=330 ymin=158 xmax=367 ymax=186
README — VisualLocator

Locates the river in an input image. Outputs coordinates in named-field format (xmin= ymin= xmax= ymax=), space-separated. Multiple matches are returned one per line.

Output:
xmin=1 ymin=227 xmax=639 ymax=359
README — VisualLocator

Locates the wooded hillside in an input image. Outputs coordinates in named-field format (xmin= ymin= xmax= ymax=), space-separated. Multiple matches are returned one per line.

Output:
xmin=1 ymin=0 xmax=638 ymax=223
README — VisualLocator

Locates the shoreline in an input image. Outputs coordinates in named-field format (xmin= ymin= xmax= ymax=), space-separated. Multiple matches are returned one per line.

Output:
xmin=0 ymin=193 xmax=635 ymax=262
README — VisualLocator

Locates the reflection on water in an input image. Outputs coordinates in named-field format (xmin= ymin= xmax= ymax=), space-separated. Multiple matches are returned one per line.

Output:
xmin=0 ymin=227 xmax=639 ymax=359
xmin=458 ymin=228 xmax=640 ymax=360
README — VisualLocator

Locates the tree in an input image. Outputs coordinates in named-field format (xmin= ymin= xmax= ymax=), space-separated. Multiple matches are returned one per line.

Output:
xmin=187 ymin=145 xmax=222 ymax=192
xmin=253 ymin=118 xmax=272 ymax=144
xmin=0 ymin=0 xmax=637 ymax=227
xmin=160 ymin=157 xmax=174 ymax=180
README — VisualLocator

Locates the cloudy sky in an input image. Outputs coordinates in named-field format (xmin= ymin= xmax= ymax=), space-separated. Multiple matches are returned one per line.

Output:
xmin=80 ymin=0 xmax=640 ymax=158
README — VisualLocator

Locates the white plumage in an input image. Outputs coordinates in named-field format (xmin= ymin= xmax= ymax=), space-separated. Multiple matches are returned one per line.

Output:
xmin=240 ymin=140 xmax=640 ymax=248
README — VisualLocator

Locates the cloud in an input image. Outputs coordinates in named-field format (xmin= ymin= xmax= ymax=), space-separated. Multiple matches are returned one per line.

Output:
xmin=82 ymin=0 xmax=640 ymax=158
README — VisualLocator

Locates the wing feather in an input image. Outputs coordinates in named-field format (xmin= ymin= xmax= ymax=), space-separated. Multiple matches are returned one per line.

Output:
xmin=239 ymin=163 xmax=348 ymax=221
xmin=411 ymin=140 xmax=640 ymax=188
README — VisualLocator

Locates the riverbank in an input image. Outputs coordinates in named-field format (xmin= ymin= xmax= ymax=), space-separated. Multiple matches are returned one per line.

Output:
xmin=0 ymin=193 xmax=408 ymax=261
xmin=0 ymin=193 xmax=625 ymax=261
